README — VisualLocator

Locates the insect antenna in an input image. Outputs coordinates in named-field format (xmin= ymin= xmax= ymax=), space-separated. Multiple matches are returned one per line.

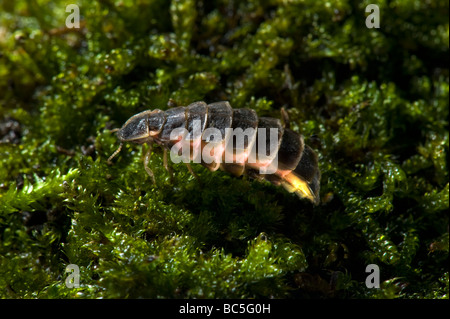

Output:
xmin=107 ymin=142 xmax=123 ymax=165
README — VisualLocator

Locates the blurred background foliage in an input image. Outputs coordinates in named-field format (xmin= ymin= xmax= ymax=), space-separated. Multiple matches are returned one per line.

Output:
xmin=0 ymin=0 xmax=448 ymax=298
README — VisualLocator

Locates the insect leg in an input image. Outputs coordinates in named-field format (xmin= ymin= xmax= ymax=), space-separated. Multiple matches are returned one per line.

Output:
xmin=163 ymin=148 xmax=174 ymax=180
xmin=143 ymin=144 xmax=156 ymax=184
xmin=185 ymin=162 xmax=200 ymax=181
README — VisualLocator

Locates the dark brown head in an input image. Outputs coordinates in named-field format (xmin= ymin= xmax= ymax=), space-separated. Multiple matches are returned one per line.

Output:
xmin=117 ymin=109 xmax=165 ymax=144
xmin=108 ymin=109 xmax=165 ymax=164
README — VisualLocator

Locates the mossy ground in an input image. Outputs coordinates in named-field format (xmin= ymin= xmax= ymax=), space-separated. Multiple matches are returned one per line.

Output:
xmin=0 ymin=0 xmax=448 ymax=299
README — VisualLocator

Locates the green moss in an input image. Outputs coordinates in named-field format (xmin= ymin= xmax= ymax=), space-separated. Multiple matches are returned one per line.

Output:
xmin=0 ymin=0 xmax=448 ymax=299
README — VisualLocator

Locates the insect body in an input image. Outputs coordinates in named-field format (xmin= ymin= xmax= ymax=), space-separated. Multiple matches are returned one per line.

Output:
xmin=108 ymin=101 xmax=321 ymax=204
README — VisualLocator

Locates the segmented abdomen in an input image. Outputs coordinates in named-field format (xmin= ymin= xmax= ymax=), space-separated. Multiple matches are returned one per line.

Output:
xmin=154 ymin=101 xmax=320 ymax=204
